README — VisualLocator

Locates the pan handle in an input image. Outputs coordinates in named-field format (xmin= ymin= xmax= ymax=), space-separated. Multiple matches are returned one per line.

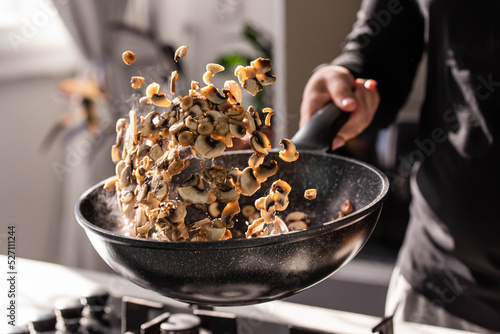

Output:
xmin=291 ymin=102 xmax=350 ymax=151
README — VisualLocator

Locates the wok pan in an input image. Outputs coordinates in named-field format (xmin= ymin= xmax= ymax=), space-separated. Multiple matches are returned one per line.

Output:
xmin=75 ymin=103 xmax=389 ymax=306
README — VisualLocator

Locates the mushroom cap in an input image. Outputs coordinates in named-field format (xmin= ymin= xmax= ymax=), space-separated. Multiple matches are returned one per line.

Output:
xmin=194 ymin=135 xmax=226 ymax=158
xmin=238 ymin=167 xmax=261 ymax=196
xmin=250 ymin=131 xmax=272 ymax=156
xmin=178 ymin=185 xmax=209 ymax=204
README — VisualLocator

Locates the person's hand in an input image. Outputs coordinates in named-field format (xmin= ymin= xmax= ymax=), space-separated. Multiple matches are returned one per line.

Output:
xmin=300 ymin=65 xmax=380 ymax=150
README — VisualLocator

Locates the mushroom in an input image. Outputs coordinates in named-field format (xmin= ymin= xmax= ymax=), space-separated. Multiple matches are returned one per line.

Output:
xmin=208 ymin=202 xmax=221 ymax=218
xmin=152 ymin=92 xmax=171 ymax=107
xmin=215 ymin=187 xmax=240 ymax=203
xmin=174 ymin=45 xmax=188 ymax=62
xmin=177 ymin=130 xmax=195 ymax=146
xmin=229 ymin=121 xmax=247 ymax=138
xmin=304 ymin=189 xmax=317 ymax=200
xmin=200 ymin=85 xmax=227 ymax=104
xmin=123 ymin=110 xmax=138 ymax=158
xmin=111 ymin=145 xmax=121 ymax=163
xmin=207 ymin=63 xmax=225 ymax=74
xmin=146 ymin=82 xmax=160 ymax=97
xmin=223 ymin=80 xmax=242 ymax=103
xmin=181 ymin=96 xmax=194 ymax=110
xmin=140 ymin=97 xmax=153 ymax=107
xmin=115 ymin=160 xmax=126 ymax=179
xmin=248 ymin=153 xmax=265 ymax=169
xmin=131 ymin=76 xmax=144 ymax=89
xmin=198 ymin=121 xmax=215 ymax=136
xmin=238 ymin=167 xmax=261 ymax=196
xmin=182 ymin=173 xmax=202 ymax=187
xmin=103 ymin=176 xmax=119 ymax=191
xmin=221 ymin=201 xmax=240 ymax=227
xmin=170 ymin=202 xmax=187 ymax=222
xmin=245 ymin=218 xmax=265 ymax=238
xmin=254 ymin=197 xmax=266 ymax=211
xmin=287 ymin=221 xmax=309 ymax=231
xmin=254 ymin=160 xmax=278 ymax=183
xmin=241 ymin=205 xmax=256 ymax=218
xmin=256 ymin=72 xmax=277 ymax=86
xmin=142 ymin=111 xmax=159 ymax=137
xmin=279 ymin=138 xmax=299 ymax=162
xmin=206 ymin=227 xmax=226 ymax=241
xmin=178 ymin=185 xmax=209 ymax=204
xmin=122 ymin=51 xmax=136 ymax=65
xmin=184 ymin=116 xmax=198 ymax=131
xmin=242 ymin=78 xmax=263 ymax=96
xmin=250 ymin=131 xmax=272 ymax=156
xmin=250 ymin=58 xmax=272 ymax=74
xmin=194 ymin=135 xmax=226 ymax=158
xmin=262 ymin=108 xmax=274 ymax=127
xmin=285 ymin=211 xmax=307 ymax=224
xmin=272 ymin=216 xmax=289 ymax=234
xmin=170 ymin=71 xmax=179 ymax=95
xmin=151 ymin=176 xmax=169 ymax=201
xmin=265 ymin=191 xmax=289 ymax=212
xmin=271 ymin=180 xmax=292 ymax=197
xmin=136 ymin=183 xmax=149 ymax=202
xmin=341 ymin=200 xmax=353 ymax=215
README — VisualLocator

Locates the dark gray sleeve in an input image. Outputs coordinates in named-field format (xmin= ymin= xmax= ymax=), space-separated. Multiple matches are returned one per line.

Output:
xmin=332 ymin=0 xmax=425 ymax=127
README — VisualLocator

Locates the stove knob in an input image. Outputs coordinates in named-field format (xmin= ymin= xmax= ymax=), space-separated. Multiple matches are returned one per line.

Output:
xmin=55 ymin=298 xmax=84 ymax=332
xmin=3 ymin=325 xmax=30 ymax=334
xmin=160 ymin=314 xmax=201 ymax=334
xmin=28 ymin=310 xmax=57 ymax=333
xmin=81 ymin=289 xmax=109 ymax=308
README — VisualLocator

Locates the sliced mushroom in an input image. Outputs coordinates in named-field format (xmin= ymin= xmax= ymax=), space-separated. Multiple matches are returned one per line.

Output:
xmin=246 ymin=217 xmax=265 ymax=238
xmin=207 ymin=63 xmax=225 ymax=74
xmin=250 ymin=58 xmax=272 ymax=74
xmin=248 ymin=153 xmax=265 ymax=169
xmin=152 ymin=92 xmax=171 ymax=107
xmin=206 ymin=227 xmax=226 ymax=241
xmin=287 ymin=221 xmax=309 ymax=231
xmin=184 ymin=116 xmax=198 ymax=131
xmin=123 ymin=110 xmax=138 ymax=158
xmin=181 ymin=96 xmax=194 ymax=110
xmin=250 ymin=131 xmax=272 ymax=156
xmin=272 ymin=216 xmax=289 ymax=234
xmin=241 ymin=205 xmax=256 ymax=218
xmin=136 ymin=183 xmax=149 ymax=202
xmin=198 ymin=121 xmax=215 ymax=136
xmin=131 ymin=76 xmax=144 ymax=89
xmin=170 ymin=71 xmax=179 ymax=95
xmin=254 ymin=160 xmax=278 ymax=183
xmin=178 ymin=130 xmax=195 ymax=146
xmin=341 ymin=200 xmax=353 ymax=215
xmin=229 ymin=122 xmax=247 ymax=138
xmin=142 ymin=111 xmax=160 ymax=137
xmin=242 ymin=78 xmax=263 ymax=96
xmin=285 ymin=211 xmax=307 ymax=224
xmin=256 ymin=72 xmax=277 ymax=86
xmin=178 ymin=185 xmax=209 ymax=204
xmin=111 ymin=145 xmax=121 ymax=163
xmin=215 ymin=187 xmax=240 ymax=203
xmin=170 ymin=202 xmax=187 ymax=222
xmin=199 ymin=85 xmax=226 ymax=104
xmin=194 ymin=135 xmax=226 ymax=158
xmin=122 ymin=51 xmax=136 ymax=65
xmin=151 ymin=176 xmax=168 ymax=201
xmin=115 ymin=160 xmax=126 ymax=179
xmin=139 ymin=96 xmax=152 ymax=104
xmin=234 ymin=65 xmax=247 ymax=82
xmin=265 ymin=191 xmax=289 ymax=212
xmin=304 ymin=189 xmax=317 ymax=200
xmin=221 ymin=201 xmax=240 ymax=227
xmin=182 ymin=173 xmax=202 ymax=187
xmin=208 ymin=202 xmax=221 ymax=218
xmin=103 ymin=176 xmax=119 ymax=191
xmin=254 ymin=197 xmax=266 ymax=211
xmin=271 ymin=180 xmax=292 ymax=197
xmin=262 ymin=108 xmax=274 ymax=127
xmin=174 ymin=45 xmax=188 ymax=62
xmin=146 ymin=82 xmax=160 ymax=97
xmin=223 ymin=80 xmax=242 ymax=103
xmin=238 ymin=167 xmax=261 ymax=196
xmin=279 ymin=138 xmax=299 ymax=162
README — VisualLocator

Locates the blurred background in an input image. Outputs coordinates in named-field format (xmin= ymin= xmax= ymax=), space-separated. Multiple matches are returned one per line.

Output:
xmin=0 ymin=0 xmax=425 ymax=316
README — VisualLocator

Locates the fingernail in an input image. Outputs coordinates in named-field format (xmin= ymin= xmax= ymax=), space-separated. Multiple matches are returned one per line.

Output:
xmin=341 ymin=98 xmax=354 ymax=107
xmin=332 ymin=137 xmax=345 ymax=150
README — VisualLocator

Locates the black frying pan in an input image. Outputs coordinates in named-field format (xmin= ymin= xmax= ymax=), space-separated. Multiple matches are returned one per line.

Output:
xmin=75 ymin=103 xmax=389 ymax=306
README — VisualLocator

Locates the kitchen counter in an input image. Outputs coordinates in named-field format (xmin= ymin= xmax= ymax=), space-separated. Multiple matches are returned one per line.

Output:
xmin=0 ymin=255 xmax=480 ymax=334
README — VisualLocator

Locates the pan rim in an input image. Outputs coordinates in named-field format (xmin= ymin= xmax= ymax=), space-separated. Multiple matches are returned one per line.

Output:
xmin=75 ymin=150 xmax=389 ymax=250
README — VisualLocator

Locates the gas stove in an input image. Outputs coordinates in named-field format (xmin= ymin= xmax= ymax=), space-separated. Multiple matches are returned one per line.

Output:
xmin=0 ymin=256 xmax=479 ymax=334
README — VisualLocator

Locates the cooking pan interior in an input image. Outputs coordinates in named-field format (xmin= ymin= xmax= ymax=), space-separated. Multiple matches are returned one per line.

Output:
xmin=76 ymin=149 xmax=389 ymax=306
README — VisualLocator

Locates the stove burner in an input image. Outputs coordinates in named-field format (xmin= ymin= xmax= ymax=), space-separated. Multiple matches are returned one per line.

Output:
xmin=160 ymin=313 xmax=201 ymax=334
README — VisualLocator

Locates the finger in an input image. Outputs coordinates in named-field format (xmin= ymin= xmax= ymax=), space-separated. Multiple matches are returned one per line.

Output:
xmin=332 ymin=81 xmax=379 ymax=150
xmin=300 ymin=91 xmax=332 ymax=127
xmin=327 ymin=75 xmax=357 ymax=112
